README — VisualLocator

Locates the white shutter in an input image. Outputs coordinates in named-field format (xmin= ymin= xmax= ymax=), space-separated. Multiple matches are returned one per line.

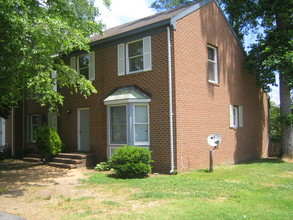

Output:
xmin=229 ymin=105 xmax=234 ymax=128
xmin=238 ymin=106 xmax=243 ymax=127
xmin=117 ymin=43 xmax=125 ymax=76
xmin=143 ymin=36 xmax=152 ymax=71
xmin=70 ymin=56 xmax=77 ymax=70
xmin=89 ymin=51 xmax=95 ymax=81
xmin=51 ymin=71 xmax=57 ymax=91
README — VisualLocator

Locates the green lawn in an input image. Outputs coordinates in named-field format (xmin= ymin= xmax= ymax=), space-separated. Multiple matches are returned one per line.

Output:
xmin=66 ymin=159 xmax=292 ymax=220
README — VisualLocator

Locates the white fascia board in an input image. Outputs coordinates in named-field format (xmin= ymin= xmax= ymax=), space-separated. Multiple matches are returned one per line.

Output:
xmin=104 ymin=99 xmax=151 ymax=106
xmin=171 ymin=0 xmax=213 ymax=29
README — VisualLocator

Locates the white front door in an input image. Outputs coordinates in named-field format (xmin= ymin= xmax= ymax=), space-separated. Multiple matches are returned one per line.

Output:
xmin=78 ymin=109 xmax=90 ymax=152
xmin=0 ymin=117 xmax=5 ymax=146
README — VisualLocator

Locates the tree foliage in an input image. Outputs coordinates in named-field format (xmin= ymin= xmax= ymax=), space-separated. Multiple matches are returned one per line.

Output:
xmin=0 ymin=0 xmax=110 ymax=118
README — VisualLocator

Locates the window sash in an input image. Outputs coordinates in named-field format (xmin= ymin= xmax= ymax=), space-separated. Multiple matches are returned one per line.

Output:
xmin=110 ymin=106 xmax=127 ymax=144
xmin=208 ymin=45 xmax=218 ymax=83
xmin=134 ymin=105 xmax=149 ymax=145
xmin=77 ymin=54 xmax=89 ymax=79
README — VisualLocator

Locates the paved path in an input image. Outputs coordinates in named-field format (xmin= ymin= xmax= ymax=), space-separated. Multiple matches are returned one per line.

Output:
xmin=0 ymin=211 xmax=26 ymax=220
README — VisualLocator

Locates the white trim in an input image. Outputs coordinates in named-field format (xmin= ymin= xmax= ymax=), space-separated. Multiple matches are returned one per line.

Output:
xmin=77 ymin=108 xmax=90 ymax=151
xmin=171 ymin=0 xmax=213 ymax=29
xmin=104 ymin=98 xmax=151 ymax=106
xmin=167 ymin=26 xmax=175 ymax=174
xmin=208 ymin=45 xmax=218 ymax=83
xmin=48 ymin=112 xmax=58 ymax=130
xmin=133 ymin=104 xmax=150 ymax=146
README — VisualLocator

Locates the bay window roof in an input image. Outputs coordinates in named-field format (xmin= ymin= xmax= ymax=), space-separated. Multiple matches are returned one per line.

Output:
xmin=104 ymin=86 xmax=151 ymax=105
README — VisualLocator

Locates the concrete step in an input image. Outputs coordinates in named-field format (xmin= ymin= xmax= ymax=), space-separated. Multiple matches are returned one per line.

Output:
xmin=52 ymin=157 xmax=83 ymax=165
xmin=47 ymin=162 xmax=77 ymax=169
xmin=23 ymin=157 xmax=42 ymax=163
xmin=56 ymin=153 xmax=91 ymax=160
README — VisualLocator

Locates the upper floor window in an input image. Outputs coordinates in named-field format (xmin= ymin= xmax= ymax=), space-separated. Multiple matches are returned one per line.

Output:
xmin=70 ymin=52 xmax=95 ymax=81
xmin=78 ymin=54 xmax=89 ymax=79
xmin=208 ymin=45 xmax=218 ymax=83
xmin=229 ymin=105 xmax=243 ymax=128
xmin=118 ymin=36 xmax=152 ymax=76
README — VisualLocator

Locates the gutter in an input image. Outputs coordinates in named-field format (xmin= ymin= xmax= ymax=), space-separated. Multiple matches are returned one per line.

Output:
xmin=167 ymin=26 xmax=175 ymax=174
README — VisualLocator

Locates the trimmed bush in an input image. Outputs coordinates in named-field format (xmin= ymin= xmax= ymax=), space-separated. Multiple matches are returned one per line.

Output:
xmin=35 ymin=125 xmax=64 ymax=160
xmin=109 ymin=145 xmax=153 ymax=178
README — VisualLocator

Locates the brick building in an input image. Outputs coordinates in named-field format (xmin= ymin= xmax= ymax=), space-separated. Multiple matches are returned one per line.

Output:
xmin=1 ymin=0 xmax=269 ymax=173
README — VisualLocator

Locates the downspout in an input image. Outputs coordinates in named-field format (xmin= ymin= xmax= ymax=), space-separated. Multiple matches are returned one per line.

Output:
xmin=167 ymin=26 xmax=175 ymax=174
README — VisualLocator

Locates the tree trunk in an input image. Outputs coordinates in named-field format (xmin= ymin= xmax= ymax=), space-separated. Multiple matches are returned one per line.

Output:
xmin=279 ymin=76 xmax=293 ymax=158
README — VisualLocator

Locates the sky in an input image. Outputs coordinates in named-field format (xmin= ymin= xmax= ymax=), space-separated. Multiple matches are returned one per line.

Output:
xmin=94 ymin=0 xmax=280 ymax=104
xmin=95 ymin=0 xmax=156 ymax=29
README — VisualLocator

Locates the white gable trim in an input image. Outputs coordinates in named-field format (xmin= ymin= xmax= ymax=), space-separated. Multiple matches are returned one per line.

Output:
xmin=171 ymin=0 xmax=213 ymax=29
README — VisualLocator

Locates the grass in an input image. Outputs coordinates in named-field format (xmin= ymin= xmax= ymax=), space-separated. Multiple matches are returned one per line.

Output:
xmin=74 ymin=159 xmax=292 ymax=220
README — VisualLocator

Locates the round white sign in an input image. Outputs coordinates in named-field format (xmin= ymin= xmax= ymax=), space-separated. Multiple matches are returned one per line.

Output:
xmin=207 ymin=134 xmax=222 ymax=147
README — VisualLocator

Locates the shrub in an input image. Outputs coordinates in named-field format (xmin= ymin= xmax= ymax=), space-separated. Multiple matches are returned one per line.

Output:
xmin=95 ymin=162 xmax=110 ymax=171
xmin=35 ymin=125 xmax=64 ymax=160
xmin=109 ymin=145 xmax=153 ymax=178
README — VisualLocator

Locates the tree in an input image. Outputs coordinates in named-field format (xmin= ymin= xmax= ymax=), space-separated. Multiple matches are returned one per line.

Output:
xmin=0 ymin=0 xmax=110 ymax=119
xmin=151 ymin=0 xmax=293 ymax=158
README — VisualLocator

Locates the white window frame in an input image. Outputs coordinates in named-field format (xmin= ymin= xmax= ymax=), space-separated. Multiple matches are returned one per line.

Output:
xmin=126 ymin=39 xmax=144 ymax=74
xmin=118 ymin=36 xmax=152 ymax=76
xmin=77 ymin=54 xmax=90 ymax=79
xmin=230 ymin=105 xmax=243 ymax=128
xmin=108 ymin=105 xmax=128 ymax=145
xmin=134 ymin=104 xmax=150 ymax=145
xmin=70 ymin=52 xmax=95 ymax=81
xmin=208 ymin=45 xmax=218 ymax=83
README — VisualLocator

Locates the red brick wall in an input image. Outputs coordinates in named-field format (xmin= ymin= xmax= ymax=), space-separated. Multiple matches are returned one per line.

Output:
xmin=60 ymin=31 xmax=171 ymax=172
xmin=172 ymin=1 xmax=269 ymax=171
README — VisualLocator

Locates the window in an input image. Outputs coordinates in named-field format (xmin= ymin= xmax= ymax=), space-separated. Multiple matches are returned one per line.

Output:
xmin=78 ymin=54 xmax=89 ymax=79
xmin=134 ymin=105 xmax=149 ymax=145
xmin=230 ymin=105 xmax=243 ymax=128
xmin=128 ymin=40 xmax=144 ymax=73
xmin=110 ymin=106 xmax=127 ymax=144
xmin=104 ymin=87 xmax=151 ymax=157
xmin=208 ymin=45 xmax=218 ymax=83
xmin=118 ymin=36 xmax=152 ymax=75
xmin=30 ymin=114 xmax=42 ymax=142
xmin=70 ymin=52 xmax=95 ymax=81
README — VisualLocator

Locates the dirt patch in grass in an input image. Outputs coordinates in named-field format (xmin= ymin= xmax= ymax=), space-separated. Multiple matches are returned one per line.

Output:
xmin=0 ymin=160 xmax=161 ymax=220
xmin=0 ymin=160 xmax=98 ymax=219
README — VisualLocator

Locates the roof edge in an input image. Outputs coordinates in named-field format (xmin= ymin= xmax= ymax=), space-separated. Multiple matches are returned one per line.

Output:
xmin=171 ymin=0 xmax=213 ymax=29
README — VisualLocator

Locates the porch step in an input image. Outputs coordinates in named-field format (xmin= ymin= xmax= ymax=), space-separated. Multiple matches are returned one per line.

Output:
xmin=56 ymin=153 xmax=92 ymax=160
xmin=47 ymin=152 xmax=95 ymax=169
xmin=47 ymin=162 xmax=77 ymax=169
xmin=23 ymin=157 xmax=42 ymax=163
xmin=52 ymin=157 xmax=83 ymax=165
